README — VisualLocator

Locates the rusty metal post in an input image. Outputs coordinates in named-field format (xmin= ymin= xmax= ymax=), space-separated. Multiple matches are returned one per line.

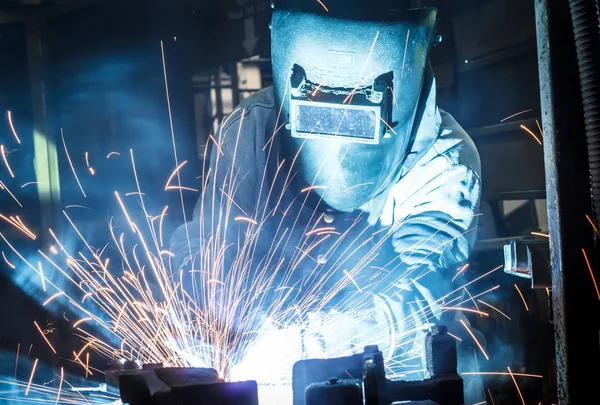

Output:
xmin=535 ymin=0 xmax=600 ymax=403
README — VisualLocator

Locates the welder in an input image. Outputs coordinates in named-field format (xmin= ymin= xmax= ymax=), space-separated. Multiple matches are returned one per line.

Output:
xmin=171 ymin=0 xmax=482 ymax=400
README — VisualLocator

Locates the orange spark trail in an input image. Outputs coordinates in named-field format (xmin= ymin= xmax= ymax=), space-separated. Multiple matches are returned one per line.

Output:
xmin=462 ymin=371 xmax=543 ymax=378
xmin=0 ymin=180 xmax=23 ymax=207
xmin=531 ymin=231 xmax=550 ymax=238
xmin=379 ymin=117 xmax=397 ymax=135
xmin=234 ymin=216 xmax=258 ymax=225
xmin=86 ymin=353 xmax=90 ymax=378
xmin=500 ymin=109 xmax=533 ymax=122
xmin=447 ymin=332 xmax=462 ymax=341
xmin=7 ymin=110 xmax=21 ymax=144
xmin=507 ymin=366 xmax=526 ymax=405
xmin=34 ymin=321 xmax=56 ymax=354
xmin=586 ymin=214 xmax=600 ymax=237
xmin=460 ymin=319 xmax=489 ymax=360
xmin=107 ymin=152 xmax=120 ymax=158
xmin=2 ymin=251 xmax=15 ymax=269
xmin=478 ymin=299 xmax=511 ymax=320
xmin=61 ymin=129 xmax=87 ymax=197
xmin=488 ymin=389 xmax=496 ymax=405
xmin=25 ymin=359 xmax=38 ymax=396
xmin=514 ymin=284 xmax=529 ymax=311
xmin=316 ymin=0 xmax=328 ymax=12
xmin=520 ymin=124 xmax=542 ymax=145
xmin=55 ymin=367 xmax=63 ymax=405
xmin=43 ymin=291 xmax=64 ymax=306
xmin=441 ymin=307 xmax=488 ymax=316
xmin=401 ymin=30 xmax=411 ymax=78
xmin=14 ymin=343 xmax=19 ymax=378
xmin=161 ymin=41 xmax=192 ymax=269
xmin=37 ymin=262 xmax=46 ymax=292
xmin=73 ymin=317 xmax=92 ymax=328
xmin=536 ymin=119 xmax=544 ymax=137
xmin=582 ymin=248 xmax=600 ymax=301
xmin=1 ymin=145 xmax=15 ymax=178
xmin=452 ymin=263 xmax=469 ymax=282
xmin=21 ymin=182 xmax=39 ymax=188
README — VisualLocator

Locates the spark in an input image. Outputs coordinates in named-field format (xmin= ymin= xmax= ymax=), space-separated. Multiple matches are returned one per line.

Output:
xmin=0 ymin=214 xmax=36 ymax=239
xmin=38 ymin=261 xmax=46 ymax=291
xmin=546 ymin=287 xmax=551 ymax=297
xmin=7 ymin=110 xmax=21 ymax=143
xmin=165 ymin=160 xmax=193 ymax=191
xmin=161 ymin=40 xmax=192 ymax=267
xmin=311 ymin=83 xmax=323 ymax=96
xmin=1 ymin=145 xmax=15 ymax=178
xmin=441 ymin=307 xmax=488 ymax=316
xmin=301 ymin=185 xmax=327 ymax=193
xmin=447 ymin=332 xmax=462 ymax=341
xmin=234 ymin=216 xmax=258 ymax=225
xmin=344 ymin=182 xmax=375 ymax=193
xmin=0 ymin=180 xmax=23 ymax=207
xmin=343 ymin=270 xmax=362 ymax=292
xmin=21 ymin=181 xmax=39 ymax=188
xmin=49 ymin=245 xmax=58 ymax=254
xmin=107 ymin=152 xmax=120 ymax=158
xmin=401 ymin=30 xmax=411 ymax=78
xmin=55 ymin=367 xmax=63 ymax=405
xmin=520 ymin=124 xmax=542 ymax=145
xmin=85 ymin=151 xmax=90 ymax=167
xmin=531 ymin=231 xmax=549 ymax=238
xmin=316 ymin=0 xmax=328 ymax=12
xmin=306 ymin=227 xmax=335 ymax=236
xmin=2 ymin=251 xmax=15 ymax=269
xmin=463 ymin=371 xmax=543 ymax=378
xmin=472 ymin=402 xmax=486 ymax=405
xmin=25 ymin=358 xmax=38 ymax=396
xmin=586 ymin=214 xmax=600 ymax=237
xmin=34 ymin=321 xmax=57 ymax=354
xmin=460 ymin=319 xmax=489 ymax=360
xmin=72 ymin=351 xmax=93 ymax=376
xmin=61 ymin=129 xmax=87 ymax=197
xmin=536 ymin=120 xmax=544 ymax=137
xmin=114 ymin=192 xmax=136 ymax=233
xmin=379 ymin=117 xmax=397 ymax=135
xmin=487 ymin=389 xmax=496 ymax=405
xmin=358 ymin=30 xmax=380 ymax=80
xmin=507 ymin=366 xmax=526 ymax=405
xmin=89 ymin=167 xmax=95 ymax=175
xmin=452 ymin=263 xmax=470 ymax=282
xmin=477 ymin=300 xmax=511 ymax=320
xmin=500 ymin=109 xmax=533 ymax=122
xmin=582 ymin=248 xmax=600 ymax=301
xmin=514 ymin=284 xmax=529 ymax=311
xmin=73 ymin=317 xmax=92 ymax=328
xmin=343 ymin=72 xmax=375 ymax=104
xmin=14 ymin=343 xmax=20 ymax=378
xmin=86 ymin=353 xmax=90 ymax=378
xmin=43 ymin=291 xmax=65 ymax=306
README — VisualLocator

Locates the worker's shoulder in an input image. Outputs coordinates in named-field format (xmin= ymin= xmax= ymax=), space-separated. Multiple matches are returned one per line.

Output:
xmin=221 ymin=87 xmax=276 ymax=133
xmin=433 ymin=109 xmax=481 ymax=175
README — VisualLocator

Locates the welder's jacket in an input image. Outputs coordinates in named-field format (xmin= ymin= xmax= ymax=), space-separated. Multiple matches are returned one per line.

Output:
xmin=170 ymin=83 xmax=481 ymax=319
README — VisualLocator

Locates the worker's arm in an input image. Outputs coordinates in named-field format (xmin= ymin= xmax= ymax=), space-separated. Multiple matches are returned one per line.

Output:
xmin=169 ymin=108 xmax=258 ymax=272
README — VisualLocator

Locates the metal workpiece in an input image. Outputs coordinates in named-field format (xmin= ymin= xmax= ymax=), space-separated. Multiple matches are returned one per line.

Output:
xmin=297 ymin=325 xmax=464 ymax=405
xmin=503 ymin=239 xmax=551 ymax=288
xmin=535 ymin=0 xmax=600 ymax=403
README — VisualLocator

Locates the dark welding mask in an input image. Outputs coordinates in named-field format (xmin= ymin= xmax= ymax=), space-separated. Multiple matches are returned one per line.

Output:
xmin=271 ymin=1 xmax=438 ymax=212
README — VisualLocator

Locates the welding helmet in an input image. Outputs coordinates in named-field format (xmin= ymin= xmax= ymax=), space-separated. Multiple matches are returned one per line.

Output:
xmin=271 ymin=0 xmax=438 ymax=212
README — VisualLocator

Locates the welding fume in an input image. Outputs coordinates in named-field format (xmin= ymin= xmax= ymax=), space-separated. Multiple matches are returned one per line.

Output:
xmin=168 ymin=0 xmax=483 ymax=401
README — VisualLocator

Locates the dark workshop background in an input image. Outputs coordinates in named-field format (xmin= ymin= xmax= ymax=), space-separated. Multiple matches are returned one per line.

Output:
xmin=0 ymin=0 xmax=550 ymax=404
